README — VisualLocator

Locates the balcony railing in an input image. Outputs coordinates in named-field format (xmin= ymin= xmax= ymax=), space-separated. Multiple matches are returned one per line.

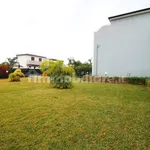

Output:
xmin=26 ymin=60 xmax=41 ymax=66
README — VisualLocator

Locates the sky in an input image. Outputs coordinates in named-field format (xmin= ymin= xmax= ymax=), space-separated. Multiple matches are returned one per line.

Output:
xmin=0 ymin=0 xmax=150 ymax=64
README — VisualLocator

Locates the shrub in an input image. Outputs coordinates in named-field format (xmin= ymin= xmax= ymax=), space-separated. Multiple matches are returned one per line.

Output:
xmin=50 ymin=75 xmax=72 ymax=89
xmin=105 ymin=77 xmax=109 ymax=83
xmin=126 ymin=77 xmax=147 ymax=85
xmin=12 ymin=68 xmax=42 ymax=76
xmin=82 ymin=75 xmax=150 ymax=87
xmin=42 ymin=71 xmax=49 ymax=77
xmin=9 ymin=73 xmax=20 ymax=82
xmin=113 ymin=76 xmax=119 ymax=83
xmin=0 ymin=65 xmax=10 ymax=78
xmin=147 ymin=81 xmax=150 ymax=89
xmin=14 ymin=69 xmax=25 ymax=77
xmin=145 ymin=78 xmax=150 ymax=89
xmin=41 ymin=60 xmax=74 ymax=89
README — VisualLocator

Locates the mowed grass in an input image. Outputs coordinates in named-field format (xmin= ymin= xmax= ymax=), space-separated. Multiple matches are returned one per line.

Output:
xmin=0 ymin=78 xmax=150 ymax=150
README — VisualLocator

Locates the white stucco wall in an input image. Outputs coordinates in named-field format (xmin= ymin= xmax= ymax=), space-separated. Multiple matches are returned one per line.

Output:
xmin=93 ymin=12 xmax=150 ymax=77
xmin=17 ymin=55 xmax=47 ymax=68
xmin=17 ymin=55 xmax=29 ymax=68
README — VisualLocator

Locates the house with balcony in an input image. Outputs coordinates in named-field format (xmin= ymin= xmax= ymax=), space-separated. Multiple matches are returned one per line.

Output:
xmin=93 ymin=7 xmax=150 ymax=77
xmin=15 ymin=54 xmax=48 ymax=69
xmin=13 ymin=53 xmax=63 ymax=76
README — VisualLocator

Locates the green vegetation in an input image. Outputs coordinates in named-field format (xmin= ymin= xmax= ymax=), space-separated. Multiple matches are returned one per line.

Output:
xmin=0 ymin=78 xmax=150 ymax=149
xmin=83 ymin=75 xmax=150 ymax=86
xmin=14 ymin=69 xmax=25 ymax=77
xmin=41 ymin=60 xmax=74 ymax=89
xmin=7 ymin=57 xmax=18 ymax=70
xmin=126 ymin=77 xmax=150 ymax=85
xmin=147 ymin=79 xmax=150 ymax=89
xmin=68 ymin=58 xmax=92 ymax=77
xmin=8 ymin=69 xmax=25 ymax=82
xmin=8 ymin=73 xmax=20 ymax=82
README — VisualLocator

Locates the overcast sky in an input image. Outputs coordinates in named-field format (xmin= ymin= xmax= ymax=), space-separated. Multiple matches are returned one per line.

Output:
xmin=0 ymin=0 xmax=150 ymax=64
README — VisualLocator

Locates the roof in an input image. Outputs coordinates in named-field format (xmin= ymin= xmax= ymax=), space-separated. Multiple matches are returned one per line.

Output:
xmin=49 ymin=58 xmax=58 ymax=61
xmin=108 ymin=7 xmax=150 ymax=21
xmin=16 ymin=53 xmax=47 ymax=58
xmin=49 ymin=58 xmax=64 ymax=62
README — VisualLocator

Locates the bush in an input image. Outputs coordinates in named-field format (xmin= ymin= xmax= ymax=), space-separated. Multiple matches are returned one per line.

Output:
xmin=9 ymin=73 xmax=20 ymax=82
xmin=113 ymin=76 xmax=119 ymax=83
xmin=50 ymin=75 xmax=72 ymax=89
xmin=146 ymin=78 xmax=150 ymax=89
xmin=0 ymin=65 xmax=10 ymax=78
xmin=41 ymin=60 xmax=74 ymax=89
xmin=14 ymin=69 xmax=25 ymax=77
xmin=42 ymin=71 xmax=49 ymax=77
xmin=82 ymin=75 xmax=150 ymax=86
xmin=126 ymin=77 xmax=147 ymax=85
xmin=12 ymin=68 xmax=42 ymax=76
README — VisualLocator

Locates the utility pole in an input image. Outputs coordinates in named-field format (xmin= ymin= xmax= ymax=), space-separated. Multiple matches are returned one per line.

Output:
xmin=96 ymin=44 xmax=100 ymax=76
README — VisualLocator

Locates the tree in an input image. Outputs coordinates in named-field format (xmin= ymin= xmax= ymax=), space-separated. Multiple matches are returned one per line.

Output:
xmin=40 ymin=60 xmax=55 ymax=72
xmin=88 ymin=59 xmax=92 ymax=65
xmin=40 ymin=60 xmax=74 ymax=89
xmin=68 ymin=58 xmax=82 ymax=67
xmin=68 ymin=58 xmax=92 ymax=77
xmin=7 ymin=57 xmax=18 ymax=71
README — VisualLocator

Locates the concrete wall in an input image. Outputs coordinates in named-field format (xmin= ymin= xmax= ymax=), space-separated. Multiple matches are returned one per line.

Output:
xmin=93 ymin=12 xmax=150 ymax=77
xmin=17 ymin=55 xmax=47 ymax=68
xmin=17 ymin=55 xmax=29 ymax=68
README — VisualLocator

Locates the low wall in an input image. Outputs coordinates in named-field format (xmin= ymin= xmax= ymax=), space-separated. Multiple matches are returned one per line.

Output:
xmin=83 ymin=76 xmax=128 ymax=84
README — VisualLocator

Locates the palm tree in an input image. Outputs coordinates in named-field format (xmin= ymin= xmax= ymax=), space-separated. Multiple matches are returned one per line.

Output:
xmin=7 ymin=57 xmax=18 ymax=71
xmin=88 ymin=59 xmax=92 ymax=65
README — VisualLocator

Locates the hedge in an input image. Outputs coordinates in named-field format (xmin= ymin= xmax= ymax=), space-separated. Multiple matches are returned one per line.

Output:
xmin=0 ymin=65 xmax=10 ymax=78
xmin=83 ymin=75 xmax=150 ymax=86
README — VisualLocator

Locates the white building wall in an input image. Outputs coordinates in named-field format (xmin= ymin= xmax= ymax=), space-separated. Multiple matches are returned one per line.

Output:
xmin=17 ymin=55 xmax=29 ymax=68
xmin=17 ymin=55 xmax=47 ymax=68
xmin=93 ymin=12 xmax=150 ymax=77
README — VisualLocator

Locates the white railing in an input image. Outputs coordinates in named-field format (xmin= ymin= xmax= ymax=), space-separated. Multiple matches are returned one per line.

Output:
xmin=26 ymin=60 xmax=41 ymax=66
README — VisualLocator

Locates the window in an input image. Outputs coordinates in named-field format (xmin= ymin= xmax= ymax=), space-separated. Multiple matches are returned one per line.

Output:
xmin=31 ymin=57 xmax=34 ymax=61
xmin=39 ymin=58 xmax=42 ymax=61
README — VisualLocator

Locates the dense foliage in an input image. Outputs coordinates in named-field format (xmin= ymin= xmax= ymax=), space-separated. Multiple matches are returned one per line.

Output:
xmin=68 ymin=58 xmax=92 ymax=77
xmin=41 ymin=60 xmax=74 ymax=89
xmin=126 ymin=77 xmax=150 ymax=85
xmin=0 ymin=65 xmax=10 ymax=78
xmin=12 ymin=68 xmax=42 ymax=76
xmin=14 ymin=69 xmax=25 ymax=77
xmin=7 ymin=57 xmax=18 ymax=71
xmin=8 ymin=69 xmax=25 ymax=82
xmin=9 ymin=73 xmax=20 ymax=82
xmin=83 ymin=75 xmax=127 ymax=83
xmin=147 ymin=79 xmax=150 ymax=89
xmin=40 ymin=60 xmax=55 ymax=72
xmin=83 ymin=75 xmax=150 ymax=86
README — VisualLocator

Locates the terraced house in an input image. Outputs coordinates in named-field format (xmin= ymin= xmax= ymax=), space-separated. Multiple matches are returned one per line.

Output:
xmin=93 ymin=7 xmax=150 ymax=77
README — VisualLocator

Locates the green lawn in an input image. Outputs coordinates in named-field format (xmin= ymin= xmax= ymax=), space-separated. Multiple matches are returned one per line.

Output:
xmin=0 ymin=78 xmax=150 ymax=150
